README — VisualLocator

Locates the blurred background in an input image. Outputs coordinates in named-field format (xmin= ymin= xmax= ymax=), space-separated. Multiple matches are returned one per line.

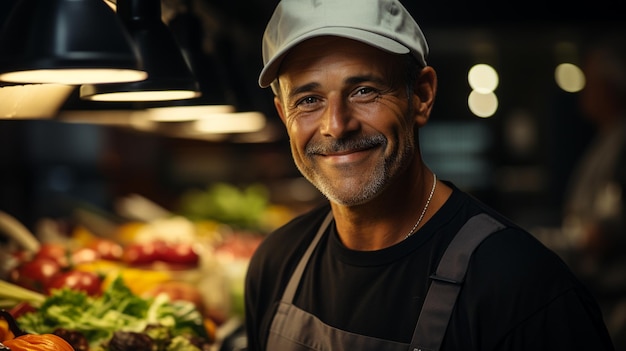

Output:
xmin=0 ymin=0 xmax=625 ymax=348
xmin=0 ymin=0 xmax=623 ymax=230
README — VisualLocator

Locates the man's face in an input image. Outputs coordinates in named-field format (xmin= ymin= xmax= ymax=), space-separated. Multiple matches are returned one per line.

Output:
xmin=273 ymin=37 xmax=419 ymax=206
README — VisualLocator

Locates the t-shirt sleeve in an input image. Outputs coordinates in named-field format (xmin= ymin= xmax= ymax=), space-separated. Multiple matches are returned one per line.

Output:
xmin=446 ymin=227 xmax=615 ymax=350
xmin=494 ymin=287 xmax=615 ymax=351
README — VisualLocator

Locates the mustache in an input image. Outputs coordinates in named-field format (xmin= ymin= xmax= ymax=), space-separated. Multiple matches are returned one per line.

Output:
xmin=305 ymin=134 xmax=386 ymax=155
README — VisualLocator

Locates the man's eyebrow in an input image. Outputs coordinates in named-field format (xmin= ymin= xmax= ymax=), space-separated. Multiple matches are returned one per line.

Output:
xmin=287 ymin=82 xmax=320 ymax=100
xmin=345 ymin=74 xmax=385 ymax=86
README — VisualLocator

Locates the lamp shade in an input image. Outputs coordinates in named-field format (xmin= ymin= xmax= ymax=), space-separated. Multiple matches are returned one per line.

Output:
xmin=0 ymin=0 xmax=147 ymax=85
xmin=80 ymin=0 xmax=201 ymax=102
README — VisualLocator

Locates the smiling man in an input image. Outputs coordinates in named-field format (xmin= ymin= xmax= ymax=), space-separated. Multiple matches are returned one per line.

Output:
xmin=244 ymin=1 xmax=615 ymax=350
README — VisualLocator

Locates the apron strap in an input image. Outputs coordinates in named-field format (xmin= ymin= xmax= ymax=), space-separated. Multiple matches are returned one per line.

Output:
xmin=281 ymin=211 xmax=334 ymax=303
xmin=409 ymin=213 xmax=505 ymax=351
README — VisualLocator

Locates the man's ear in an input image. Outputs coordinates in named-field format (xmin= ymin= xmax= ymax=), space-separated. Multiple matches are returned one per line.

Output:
xmin=274 ymin=96 xmax=287 ymax=124
xmin=413 ymin=66 xmax=437 ymax=127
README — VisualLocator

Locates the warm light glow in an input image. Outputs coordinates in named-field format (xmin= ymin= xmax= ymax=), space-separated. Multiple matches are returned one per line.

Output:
xmin=193 ymin=112 xmax=266 ymax=134
xmin=57 ymin=108 xmax=268 ymax=135
xmin=468 ymin=90 xmax=498 ymax=118
xmin=103 ymin=0 xmax=116 ymax=11
xmin=468 ymin=64 xmax=499 ymax=93
xmin=555 ymin=63 xmax=585 ymax=93
xmin=0 ymin=69 xmax=147 ymax=85
xmin=0 ymin=84 xmax=74 ymax=118
xmin=84 ymin=89 xmax=200 ymax=102
xmin=58 ymin=110 xmax=140 ymax=125
xmin=147 ymin=105 xmax=235 ymax=121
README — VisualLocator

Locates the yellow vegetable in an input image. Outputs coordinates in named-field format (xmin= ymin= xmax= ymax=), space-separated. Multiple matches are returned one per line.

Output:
xmin=101 ymin=268 xmax=172 ymax=296
xmin=1 ymin=318 xmax=14 ymax=342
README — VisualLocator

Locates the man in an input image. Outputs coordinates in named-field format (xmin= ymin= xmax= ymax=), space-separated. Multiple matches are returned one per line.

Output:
xmin=244 ymin=0 xmax=615 ymax=350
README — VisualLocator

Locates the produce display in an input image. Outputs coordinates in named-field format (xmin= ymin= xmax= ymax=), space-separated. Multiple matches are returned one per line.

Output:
xmin=5 ymin=238 xmax=199 ymax=299
xmin=0 ymin=229 xmax=241 ymax=351
xmin=0 ymin=182 xmax=300 ymax=351
xmin=1 ymin=277 xmax=214 ymax=351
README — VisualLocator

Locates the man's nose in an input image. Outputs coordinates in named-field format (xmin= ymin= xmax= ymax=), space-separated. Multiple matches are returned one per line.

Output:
xmin=319 ymin=95 xmax=359 ymax=137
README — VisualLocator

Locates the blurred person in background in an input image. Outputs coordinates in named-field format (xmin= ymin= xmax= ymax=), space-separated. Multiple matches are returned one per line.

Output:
xmin=562 ymin=33 xmax=626 ymax=349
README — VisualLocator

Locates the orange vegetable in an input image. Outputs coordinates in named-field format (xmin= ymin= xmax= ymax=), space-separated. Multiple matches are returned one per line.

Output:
xmin=1 ymin=310 xmax=74 ymax=351
xmin=3 ymin=334 xmax=74 ymax=351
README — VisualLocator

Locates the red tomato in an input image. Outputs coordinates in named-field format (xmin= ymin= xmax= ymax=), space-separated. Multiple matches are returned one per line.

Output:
xmin=35 ymin=243 xmax=70 ymax=267
xmin=158 ymin=242 xmax=199 ymax=266
xmin=47 ymin=270 xmax=102 ymax=296
xmin=71 ymin=247 xmax=100 ymax=265
xmin=88 ymin=239 xmax=123 ymax=261
xmin=9 ymin=257 xmax=62 ymax=293
xmin=122 ymin=242 xmax=163 ymax=265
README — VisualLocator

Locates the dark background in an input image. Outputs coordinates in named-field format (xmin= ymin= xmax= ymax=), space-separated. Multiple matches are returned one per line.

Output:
xmin=0 ymin=0 xmax=624 ymax=233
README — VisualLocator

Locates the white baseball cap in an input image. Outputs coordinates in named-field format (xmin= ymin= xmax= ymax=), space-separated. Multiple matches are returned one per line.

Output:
xmin=259 ymin=0 xmax=429 ymax=88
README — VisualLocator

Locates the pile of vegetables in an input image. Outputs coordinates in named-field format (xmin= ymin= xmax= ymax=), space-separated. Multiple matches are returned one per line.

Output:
xmin=1 ymin=276 xmax=213 ymax=351
xmin=6 ymin=237 xmax=201 ymax=299
xmin=177 ymin=182 xmax=271 ymax=232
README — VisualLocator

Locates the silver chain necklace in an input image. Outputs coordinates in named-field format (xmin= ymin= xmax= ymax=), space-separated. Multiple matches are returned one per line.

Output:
xmin=405 ymin=173 xmax=437 ymax=239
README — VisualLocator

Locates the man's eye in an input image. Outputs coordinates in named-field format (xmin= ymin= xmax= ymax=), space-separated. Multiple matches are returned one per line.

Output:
xmin=351 ymin=87 xmax=381 ymax=102
xmin=297 ymin=96 xmax=319 ymax=106
xmin=354 ymin=87 xmax=375 ymax=96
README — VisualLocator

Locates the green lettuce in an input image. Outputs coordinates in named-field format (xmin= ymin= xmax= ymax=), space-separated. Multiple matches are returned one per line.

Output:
xmin=17 ymin=276 xmax=208 ymax=349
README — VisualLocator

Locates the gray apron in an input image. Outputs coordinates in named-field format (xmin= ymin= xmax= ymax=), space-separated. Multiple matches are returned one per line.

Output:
xmin=266 ymin=212 xmax=504 ymax=351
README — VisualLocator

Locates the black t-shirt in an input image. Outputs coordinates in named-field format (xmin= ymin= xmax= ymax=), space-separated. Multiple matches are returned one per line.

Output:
xmin=245 ymin=183 xmax=614 ymax=351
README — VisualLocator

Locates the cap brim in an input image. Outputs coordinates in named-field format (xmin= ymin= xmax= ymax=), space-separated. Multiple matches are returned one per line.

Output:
xmin=258 ymin=27 xmax=410 ymax=88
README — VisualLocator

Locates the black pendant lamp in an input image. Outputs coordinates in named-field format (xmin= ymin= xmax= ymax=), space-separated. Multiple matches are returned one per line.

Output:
xmin=80 ymin=0 xmax=201 ymax=102
xmin=0 ymin=0 xmax=147 ymax=85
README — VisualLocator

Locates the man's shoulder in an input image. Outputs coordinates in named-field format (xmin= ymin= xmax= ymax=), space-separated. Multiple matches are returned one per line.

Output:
xmin=464 ymin=222 xmax=581 ymax=310
xmin=446 ymin=188 xmax=577 ymax=290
